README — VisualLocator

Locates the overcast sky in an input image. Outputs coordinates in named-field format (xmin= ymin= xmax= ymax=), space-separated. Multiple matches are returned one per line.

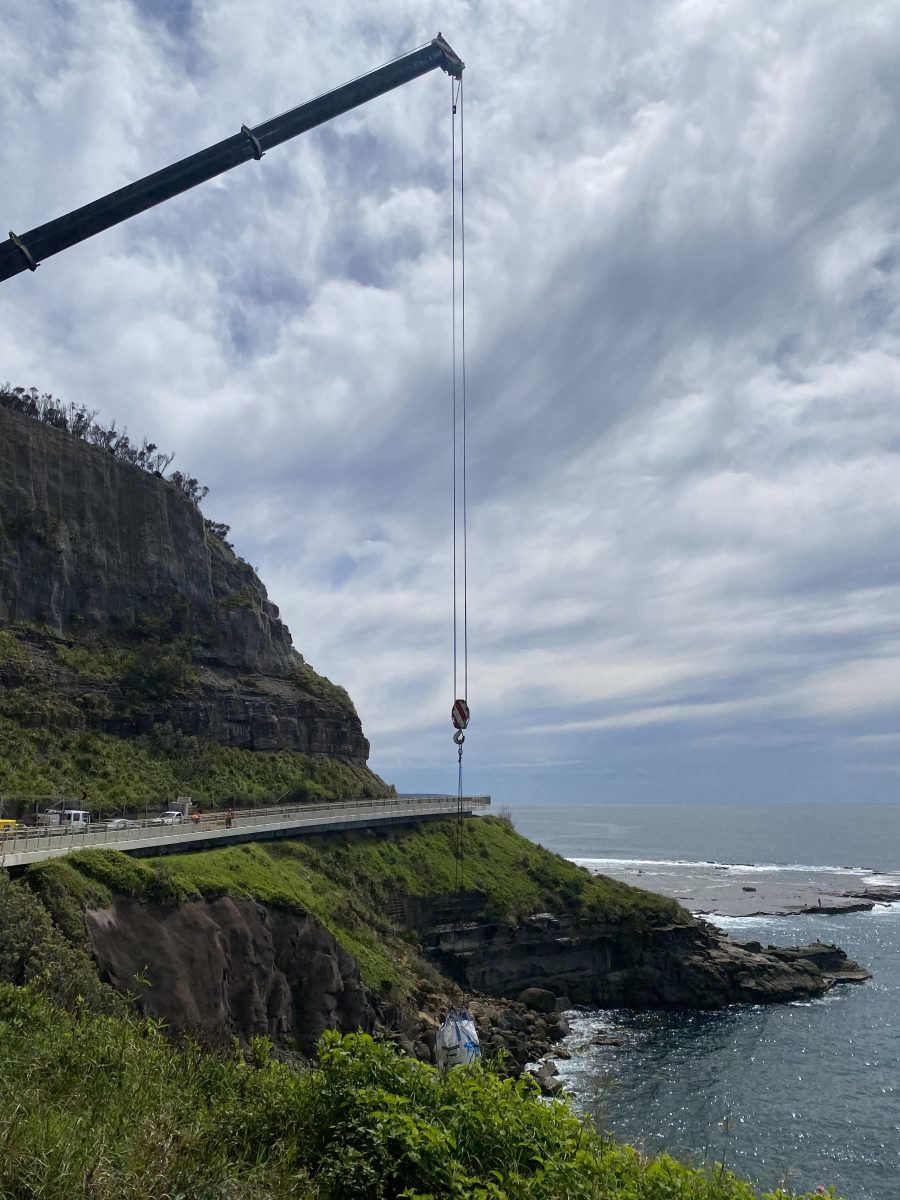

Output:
xmin=2 ymin=0 xmax=899 ymax=807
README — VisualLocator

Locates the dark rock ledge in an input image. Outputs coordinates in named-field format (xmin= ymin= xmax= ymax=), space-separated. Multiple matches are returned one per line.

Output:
xmin=425 ymin=912 xmax=870 ymax=1010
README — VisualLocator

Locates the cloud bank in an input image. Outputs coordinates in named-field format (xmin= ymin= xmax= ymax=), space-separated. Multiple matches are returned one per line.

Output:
xmin=1 ymin=0 xmax=898 ymax=805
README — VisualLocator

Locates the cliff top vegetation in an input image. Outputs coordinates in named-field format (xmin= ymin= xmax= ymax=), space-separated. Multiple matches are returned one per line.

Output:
xmin=0 ymin=619 xmax=369 ymax=813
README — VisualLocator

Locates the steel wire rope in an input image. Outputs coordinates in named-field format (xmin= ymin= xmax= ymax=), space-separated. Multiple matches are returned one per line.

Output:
xmin=451 ymin=77 xmax=462 ymax=901
xmin=449 ymin=77 xmax=469 ymax=938
xmin=460 ymin=76 xmax=468 ymax=706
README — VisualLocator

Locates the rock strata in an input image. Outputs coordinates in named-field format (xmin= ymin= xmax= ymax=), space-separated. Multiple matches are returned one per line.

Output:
xmin=82 ymin=892 xmax=869 ymax=1067
xmin=0 ymin=404 xmax=373 ymax=766
xmin=425 ymin=913 xmax=870 ymax=1008
xmin=85 ymin=896 xmax=374 ymax=1050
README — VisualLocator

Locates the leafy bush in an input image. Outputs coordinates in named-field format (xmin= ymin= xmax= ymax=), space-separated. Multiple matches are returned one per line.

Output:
xmin=0 ymin=708 xmax=383 ymax=814
xmin=0 ymin=874 xmax=120 ymax=1013
xmin=21 ymin=857 xmax=110 ymax=944
xmin=0 ymin=990 xmax=838 ymax=1200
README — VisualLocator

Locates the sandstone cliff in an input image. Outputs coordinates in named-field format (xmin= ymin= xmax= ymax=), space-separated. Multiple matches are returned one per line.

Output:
xmin=86 ymin=897 xmax=373 ymax=1050
xmin=424 ymin=912 xmax=870 ymax=1008
xmin=0 ymin=404 xmax=378 ymax=786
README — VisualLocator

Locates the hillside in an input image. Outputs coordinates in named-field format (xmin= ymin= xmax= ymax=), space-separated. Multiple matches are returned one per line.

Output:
xmin=0 ymin=394 xmax=849 ymax=1198
xmin=0 ymin=399 xmax=386 ymax=810
xmin=19 ymin=816 xmax=866 ymax=1057
xmin=0 ymin=822 xmax=845 ymax=1199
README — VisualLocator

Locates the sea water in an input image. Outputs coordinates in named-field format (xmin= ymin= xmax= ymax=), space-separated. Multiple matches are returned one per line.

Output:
xmin=506 ymin=803 xmax=900 ymax=1199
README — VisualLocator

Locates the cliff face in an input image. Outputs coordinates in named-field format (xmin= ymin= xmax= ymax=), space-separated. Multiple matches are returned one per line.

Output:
xmin=85 ymin=897 xmax=374 ymax=1050
xmin=78 ymin=891 xmax=869 ymax=1060
xmin=0 ymin=405 xmax=371 ymax=764
xmin=0 ymin=406 xmax=290 ymax=674
xmin=425 ymin=912 xmax=870 ymax=1008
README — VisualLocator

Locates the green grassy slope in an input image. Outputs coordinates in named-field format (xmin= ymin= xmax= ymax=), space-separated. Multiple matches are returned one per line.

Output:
xmin=0 ymin=715 xmax=382 ymax=812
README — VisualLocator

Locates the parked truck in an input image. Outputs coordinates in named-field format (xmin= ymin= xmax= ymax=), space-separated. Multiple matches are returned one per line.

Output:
xmin=37 ymin=808 xmax=92 ymax=829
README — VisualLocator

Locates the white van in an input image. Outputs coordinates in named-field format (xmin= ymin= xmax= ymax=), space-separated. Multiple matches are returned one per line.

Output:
xmin=50 ymin=809 xmax=91 ymax=827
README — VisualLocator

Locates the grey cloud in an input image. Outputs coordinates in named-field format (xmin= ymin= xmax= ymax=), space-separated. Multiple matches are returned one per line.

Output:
xmin=1 ymin=0 xmax=899 ymax=806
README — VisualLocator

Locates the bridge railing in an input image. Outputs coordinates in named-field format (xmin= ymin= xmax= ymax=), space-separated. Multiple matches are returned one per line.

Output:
xmin=0 ymin=794 xmax=491 ymax=858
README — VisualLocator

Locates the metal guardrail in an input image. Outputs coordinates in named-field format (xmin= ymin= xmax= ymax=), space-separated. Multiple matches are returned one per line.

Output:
xmin=0 ymin=795 xmax=491 ymax=867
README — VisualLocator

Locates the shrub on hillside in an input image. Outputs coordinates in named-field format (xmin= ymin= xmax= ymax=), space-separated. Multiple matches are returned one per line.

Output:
xmin=0 ymin=990 xmax=839 ymax=1200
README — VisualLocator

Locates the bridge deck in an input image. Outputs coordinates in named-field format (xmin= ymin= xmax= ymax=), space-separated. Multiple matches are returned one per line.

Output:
xmin=0 ymin=795 xmax=490 ymax=869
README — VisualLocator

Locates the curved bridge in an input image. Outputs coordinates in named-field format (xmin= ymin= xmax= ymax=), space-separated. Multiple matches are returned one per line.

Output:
xmin=0 ymin=794 xmax=491 ymax=871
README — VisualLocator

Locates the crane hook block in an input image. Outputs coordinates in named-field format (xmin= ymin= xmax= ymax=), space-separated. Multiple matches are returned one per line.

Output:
xmin=451 ymin=698 xmax=470 ymax=731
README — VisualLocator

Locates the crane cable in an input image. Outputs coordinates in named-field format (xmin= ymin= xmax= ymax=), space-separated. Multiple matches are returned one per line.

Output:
xmin=450 ymin=76 xmax=468 ymax=902
xmin=435 ymin=75 xmax=482 ymax=1070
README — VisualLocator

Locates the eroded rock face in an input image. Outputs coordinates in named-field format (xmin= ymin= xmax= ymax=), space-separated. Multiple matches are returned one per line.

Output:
xmin=425 ymin=915 xmax=870 ymax=1008
xmin=85 ymin=897 xmax=374 ymax=1049
xmin=81 ymin=892 xmax=870 ymax=1057
xmin=0 ymin=405 xmax=372 ymax=763
xmin=0 ymin=406 xmax=292 ymax=675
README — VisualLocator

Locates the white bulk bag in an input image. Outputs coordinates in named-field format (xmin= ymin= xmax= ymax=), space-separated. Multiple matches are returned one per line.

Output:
xmin=435 ymin=1007 xmax=481 ymax=1071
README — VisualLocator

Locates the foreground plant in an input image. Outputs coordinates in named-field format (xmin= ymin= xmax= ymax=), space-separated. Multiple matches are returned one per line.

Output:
xmin=0 ymin=985 xmax=837 ymax=1200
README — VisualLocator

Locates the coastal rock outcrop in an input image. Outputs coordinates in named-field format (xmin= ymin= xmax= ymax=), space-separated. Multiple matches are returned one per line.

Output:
xmin=424 ymin=912 xmax=869 ymax=1008
xmin=81 ymin=891 xmax=869 ymax=1060
xmin=85 ymin=896 xmax=374 ymax=1050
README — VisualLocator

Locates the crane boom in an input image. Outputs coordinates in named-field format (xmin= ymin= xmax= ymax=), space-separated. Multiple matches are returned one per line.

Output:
xmin=0 ymin=34 xmax=463 ymax=284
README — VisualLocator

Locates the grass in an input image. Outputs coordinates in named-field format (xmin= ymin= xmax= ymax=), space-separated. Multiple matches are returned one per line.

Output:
xmin=0 ymin=983 xmax=838 ymax=1199
xmin=297 ymin=817 xmax=689 ymax=929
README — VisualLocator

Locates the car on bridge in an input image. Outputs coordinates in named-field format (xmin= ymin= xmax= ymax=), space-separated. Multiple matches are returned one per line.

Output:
xmin=150 ymin=811 xmax=185 ymax=826
xmin=106 ymin=818 xmax=141 ymax=830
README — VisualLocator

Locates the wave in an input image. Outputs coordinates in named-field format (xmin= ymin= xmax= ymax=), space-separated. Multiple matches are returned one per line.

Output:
xmin=704 ymin=914 xmax=774 ymax=930
xmin=572 ymin=856 xmax=897 ymax=878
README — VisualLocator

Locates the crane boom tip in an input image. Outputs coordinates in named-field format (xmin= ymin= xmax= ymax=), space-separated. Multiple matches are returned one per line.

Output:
xmin=433 ymin=33 xmax=464 ymax=77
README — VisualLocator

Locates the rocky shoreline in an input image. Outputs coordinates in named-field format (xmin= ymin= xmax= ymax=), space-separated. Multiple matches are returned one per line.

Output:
xmin=425 ymin=911 xmax=869 ymax=1011
xmin=391 ymin=929 xmax=870 ymax=1094
xmin=757 ymin=884 xmax=900 ymax=918
xmin=82 ymin=891 xmax=868 ymax=1094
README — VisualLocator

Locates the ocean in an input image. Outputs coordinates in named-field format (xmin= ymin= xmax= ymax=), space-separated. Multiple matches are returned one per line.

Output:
xmin=506 ymin=803 xmax=900 ymax=1199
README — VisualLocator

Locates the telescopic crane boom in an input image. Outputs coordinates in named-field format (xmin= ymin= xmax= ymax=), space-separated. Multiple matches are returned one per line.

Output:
xmin=0 ymin=34 xmax=463 ymax=284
